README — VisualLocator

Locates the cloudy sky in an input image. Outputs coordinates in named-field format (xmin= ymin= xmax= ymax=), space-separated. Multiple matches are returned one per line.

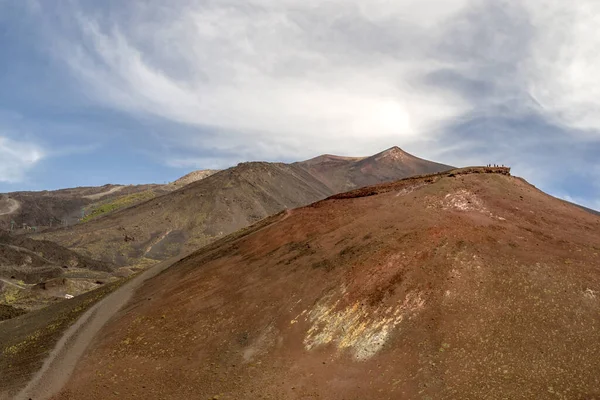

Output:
xmin=0 ymin=0 xmax=599 ymax=209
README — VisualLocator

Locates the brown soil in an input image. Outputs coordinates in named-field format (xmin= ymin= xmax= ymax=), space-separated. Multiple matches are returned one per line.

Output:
xmin=29 ymin=167 xmax=600 ymax=399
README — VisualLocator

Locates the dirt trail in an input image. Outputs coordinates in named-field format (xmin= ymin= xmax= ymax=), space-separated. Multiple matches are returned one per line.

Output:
xmin=14 ymin=254 xmax=184 ymax=400
xmin=143 ymin=229 xmax=173 ymax=256
xmin=82 ymin=186 xmax=124 ymax=200
xmin=0 ymin=278 xmax=26 ymax=290
xmin=0 ymin=198 xmax=20 ymax=216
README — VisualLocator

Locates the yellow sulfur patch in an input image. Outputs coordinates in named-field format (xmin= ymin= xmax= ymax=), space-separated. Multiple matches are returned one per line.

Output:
xmin=300 ymin=290 xmax=425 ymax=360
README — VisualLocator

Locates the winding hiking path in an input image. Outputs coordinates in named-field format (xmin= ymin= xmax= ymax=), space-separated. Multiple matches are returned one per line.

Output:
xmin=82 ymin=185 xmax=125 ymax=200
xmin=15 ymin=255 xmax=183 ymax=400
xmin=0 ymin=198 xmax=20 ymax=216
xmin=0 ymin=278 xmax=26 ymax=290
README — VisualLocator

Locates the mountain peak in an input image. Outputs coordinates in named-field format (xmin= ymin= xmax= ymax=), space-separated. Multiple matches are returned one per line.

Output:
xmin=299 ymin=154 xmax=367 ymax=166
xmin=171 ymin=169 xmax=219 ymax=187
xmin=372 ymin=146 xmax=412 ymax=162
xmin=383 ymin=145 xmax=404 ymax=153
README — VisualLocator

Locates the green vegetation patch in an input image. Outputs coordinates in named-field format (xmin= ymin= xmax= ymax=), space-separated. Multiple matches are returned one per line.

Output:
xmin=0 ymin=284 xmax=24 ymax=306
xmin=81 ymin=190 xmax=156 ymax=223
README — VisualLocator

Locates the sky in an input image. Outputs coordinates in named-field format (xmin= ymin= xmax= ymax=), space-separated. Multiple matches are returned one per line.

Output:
xmin=0 ymin=0 xmax=599 ymax=210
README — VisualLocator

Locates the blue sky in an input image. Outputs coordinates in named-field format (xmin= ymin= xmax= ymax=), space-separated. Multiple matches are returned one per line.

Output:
xmin=0 ymin=0 xmax=599 ymax=210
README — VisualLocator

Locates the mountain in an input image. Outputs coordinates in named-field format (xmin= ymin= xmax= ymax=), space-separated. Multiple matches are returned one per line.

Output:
xmin=0 ymin=170 xmax=219 ymax=232
xmin=295 ymin=146 xmax=453 ymax=192
xmin=34 ymin=166 xmax=600 ymax=399
xmin=34 ymin=148 xmax=452 ymax=267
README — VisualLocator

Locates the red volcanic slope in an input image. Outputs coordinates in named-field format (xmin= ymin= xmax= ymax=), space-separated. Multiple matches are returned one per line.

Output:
xmin=51 ymin=168 xmax=600 ymax=399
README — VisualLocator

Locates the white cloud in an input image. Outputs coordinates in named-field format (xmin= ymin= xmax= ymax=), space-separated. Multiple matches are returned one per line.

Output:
xmin=524 ymin=0 xmax=600 ymax=134
xmin=0 ymin=136 xmax=44 ymax=183
xmin=56 ymin=0 xmax=472 ymax=160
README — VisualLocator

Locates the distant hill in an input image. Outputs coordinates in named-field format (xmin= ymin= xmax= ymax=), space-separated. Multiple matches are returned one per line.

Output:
xmin=0 ymin=231 xmax=114 ymax=311
xmin=0 ymin=170 xmax=219 ymax=231
xmin=35 ymin=147 xmax=452 ymax=267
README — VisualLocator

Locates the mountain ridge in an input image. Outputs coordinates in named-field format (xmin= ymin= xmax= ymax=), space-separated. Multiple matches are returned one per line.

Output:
xmin=295 ymin=146 xmax=454 ymax=193
xmin=0 ymin=171 xmax=220 ymax=232
xmin=34 ymin=148 xmax=453 ymax=267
